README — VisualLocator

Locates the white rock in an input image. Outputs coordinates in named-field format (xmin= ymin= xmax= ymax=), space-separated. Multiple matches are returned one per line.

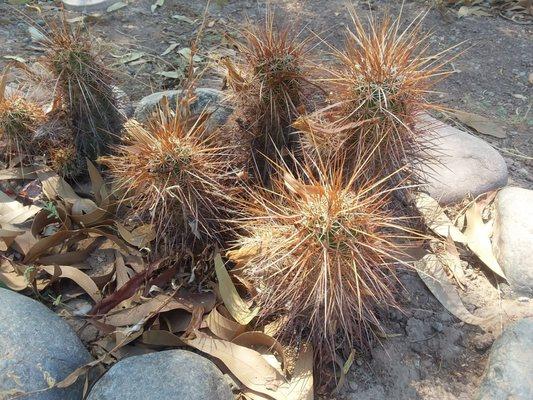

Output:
xmin=416 ymin=115 xmax=508 ymax=204
xmin=62 ymin=0 xmax=118 ymax=12
xmin=493 ymin=187 xmax=533 ymax=297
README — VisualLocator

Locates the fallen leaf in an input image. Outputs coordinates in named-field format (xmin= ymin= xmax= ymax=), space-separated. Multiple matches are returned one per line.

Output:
xmin=40 ymin=265 xmax=102 ymax=302
xmin=184 ymin=331 xmax=286 ymax=398
xmin=28 ymin=26 xmax=45 ymax=42
xmin=333 ymin=350 xmax=355 ymax=394
xmin=156 ymin=70 xmax=183 ymax=79
xmin=452 ymin=110 xmax=506 ymax=139
xmin=464 ymin=202 xmax=507 ymax=279
xmin=416 ymin=254 xmax=487 ymax=326
xmin=36 ymin=169 xmax=81 ymax=204
xmin=3 ymin=55 xmax=26 ymax=63
xmin=0 ymin=167 xmax=37 ymax=180
xmin=413 ymin=192 xmax=467 ymax=243
xmin=112 ymin=52 xmax=144 ymax=66
xmin=141 ymin=329 xmax=185 ymax=347
xmin=160 ymin=42 xmax=179 ymax=56
xmin=151 ymin=0 xmax=164 ymax=13
xmin=214 ymin=253 xmax=259 ymax=325
xmin=457 ymin=6 xmax=491 ymax=17
xmin=0 ymin=190 xmax=41 ymax=225
xmin=205 ymin=306 xmax=247 ymax=340
xmin=172 ymin=14 xmax=195 ymax=24
xmin=177 ymin=47 xmax=203 ymax=62
xmin=442 ymin=237 xmax=466 ymax=289
xmin=103 ymin=292 xmax=215 ymax=326
xmin=232 ymin=331 xmax=287 ymax=372
xmin=116 ymin=223 xmax=155 ymax=248
xmin=276 ymin=346 xmax=314 ymax=400
xmin=107 ymin=2 xmax=127 ymax=12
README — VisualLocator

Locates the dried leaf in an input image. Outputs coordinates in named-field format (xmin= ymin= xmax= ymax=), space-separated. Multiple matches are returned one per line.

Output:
xmin=414 ymin=192 xmax=467 ymax=243
xmin=184 ymin=331 xmax=286 ymax=398
xmin=116 ymin=223 xmax=155 ymax=248
xmin=113 ymin=52 xmax=144 ymax=66
xmin=333 ymin=349 xmax=355 ymax=394
xmin=0 ymin=167 xmax=37 ymax=180
xmin=232 ymin=331 xmax=286 ymax=372
xmin=464 ymin=202 xmax=506 ymax=279
xmin=452 ymin=110 xmax=506 ymax=138
xmin=441 ymin=237 xmax=467 ymax=289
xmin=205 ymin=306 xmax=247 ymax=340
xmin=0 ymin=191 xmax=41 ymax=225
xmin=172 ymin=15 xmax=195 ymax=24
xmin=103 ymin=292 xmax=215 ymax=326
xmin=28 ymin=26 xmax=46 ymax=42
xmin=0 ymin=260 xmax=29 ymax=290
xmin=416 ymin=254 xmax=487 ymax=326
xmin=214 ymin=253 xmax=259 ymax=325
xmin=457 ymin=6 xmax=492 ymax=17
xmin=3 ymin=55 xmax=26 ymax=63
xmin=36 ymin=169 xmax=81 ymax=204
xmin=177 ymin=47 xmax=202 ymax=62
xmin=276 ymin=346 xmax=314 ymax=400
xmin=107 ymin=2 xmax=128 ymax=12
xmin=141 ymin=329 xmax=185 ymax=347
xmin=40 ymin=265 xmax=102 ymax=302
xmin=56 ymin=359 xmax=102 ymax=388
xmin=160 ymin=43 xmax=179 ymax=56
xmin=151 ymin=0 xmax=164 ymax=12
xmin=114 ymin=250 xmax=129 ymax=290
xmin=156 ymin=70 xmax=183 ymax=79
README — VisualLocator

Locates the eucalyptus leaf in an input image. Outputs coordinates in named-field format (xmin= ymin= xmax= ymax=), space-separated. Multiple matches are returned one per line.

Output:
xmin=172 ymin=15 xmax=195 ymax=24
xmin=107 ymin=2 xmax=128 ymax=13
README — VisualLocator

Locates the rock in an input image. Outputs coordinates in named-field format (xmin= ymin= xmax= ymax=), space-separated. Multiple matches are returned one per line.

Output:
xmin=61 ymin=0 xmax=118 ymax=12
xmin=133 ymin=88 xmax=232 ymax=128
xmin=87 ymin=350 xmax=233 ymax=400
xmin=416 ymin=115 xmax=508 ymax=204
xmin=493 ymin=187 xmax=533 ymax=297
xmin=476 ymin=317 xmax=533 ymax=400
xmin=0 ymin=288 xmax=91 ymax=400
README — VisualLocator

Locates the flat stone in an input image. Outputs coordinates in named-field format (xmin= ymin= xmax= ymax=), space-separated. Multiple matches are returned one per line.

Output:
xmin=86 ymin=350 xmax=233 ymax=400
xmin=476 ymin=317 xmax=533 ymax=400
xmin=133 ymin=88 xmax=232 ymax=128
xmin=493 ymin=187 xmax=533 ymax=297
xmin=62 ymin=0 xmax=118 ymax=12
xmin=416 ymin=115 xmax=508 ymax=204
xmin=0 ymin=288 xmax=92 ymax=400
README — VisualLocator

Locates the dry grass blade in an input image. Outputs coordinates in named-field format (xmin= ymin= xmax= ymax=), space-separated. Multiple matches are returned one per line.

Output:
xmin=228 ymin=156 xmax=421 ymax=366
xmin=100 ymin=98 xmax=235 ymax=256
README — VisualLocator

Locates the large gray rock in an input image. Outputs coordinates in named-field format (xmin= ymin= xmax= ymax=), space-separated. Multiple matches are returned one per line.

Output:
xmin=0 ymin=288 xmax=91 ymax=400
xmin=476 ymin=317 xmax=533 ymax=400
xmin=133 ymin=88 xmax=232 ymax=128
xmin=87 ymin=350 xmax=233 ymax=400
xmin=416 ymin=115 xmax=508 ymax=204
xmin=493 ymin=187 xmax=533 ymax=297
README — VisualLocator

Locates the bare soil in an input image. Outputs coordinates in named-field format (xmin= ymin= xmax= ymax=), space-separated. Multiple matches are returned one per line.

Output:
xmin=1 ymin=1 xmax=532 ymax=399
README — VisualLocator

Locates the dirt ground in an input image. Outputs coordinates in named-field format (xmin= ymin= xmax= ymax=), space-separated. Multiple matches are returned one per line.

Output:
xmin=0 ymin=1 xmax=532 ymax=399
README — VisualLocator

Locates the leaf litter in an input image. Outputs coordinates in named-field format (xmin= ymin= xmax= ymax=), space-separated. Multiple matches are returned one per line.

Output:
xmin=0 ymin=161 xmax=312 ymax=398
